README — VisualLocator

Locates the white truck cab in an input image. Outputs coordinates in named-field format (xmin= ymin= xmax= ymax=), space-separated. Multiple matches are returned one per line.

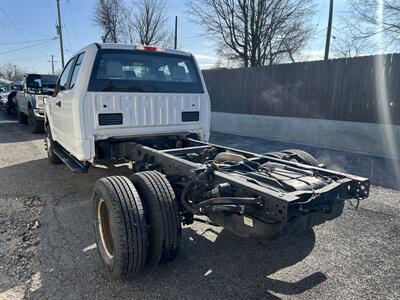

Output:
xmin=45 ymin=43 xmax=211 ymax=163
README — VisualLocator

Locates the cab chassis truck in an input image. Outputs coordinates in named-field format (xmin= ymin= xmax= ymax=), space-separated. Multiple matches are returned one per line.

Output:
xmin=44 ymin=43 xmax=370 ymax=279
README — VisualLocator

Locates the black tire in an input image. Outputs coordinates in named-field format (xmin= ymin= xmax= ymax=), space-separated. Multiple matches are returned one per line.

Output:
xmin=130 ymin=171 xmax=182 ymax=267
xmin=28 ymin=107 xmax=44 ymax=133
xmin=93 ymin=176 xmax=148 ymax=279
xmin=45 ymin=125 xmax=62 ymax=164
xmin=7 ymin=95 xmax=16 ymax=115
xmin=17 ymin=106 xmax=27 ymax=124
xmin=281 ymin=149 xmax=319 ymax=167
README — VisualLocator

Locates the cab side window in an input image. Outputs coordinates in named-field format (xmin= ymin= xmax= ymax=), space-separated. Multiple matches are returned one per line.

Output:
xmin=70 ymin=53 xmax=85 ymax=89
xmin=58 ymin=58 xmax=74 ymax=91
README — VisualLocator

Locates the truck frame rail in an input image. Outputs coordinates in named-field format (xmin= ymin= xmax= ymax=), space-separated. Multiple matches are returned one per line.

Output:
xmin=97 ymin=136 xmax=369 ymax=240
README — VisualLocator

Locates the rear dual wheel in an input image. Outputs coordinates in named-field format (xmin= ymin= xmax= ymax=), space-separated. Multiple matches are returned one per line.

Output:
xmin=130 ymin=171 xmax=182 ymax=267
xmin=93 ymin=172 xmax=181 ymax=279
xmin=93 ymin=176 xmax=148 ymax=278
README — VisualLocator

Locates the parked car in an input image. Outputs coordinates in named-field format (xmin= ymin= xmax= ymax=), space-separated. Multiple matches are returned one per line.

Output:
xmin=0 ymin=84 xmax=11 ymax=110
xmin=6 ymin=81 xmax=23 ymax=114
xmin=44 ymin=43 xmax=369 ymax=279
xmin=0 ymin=82 xmax=21 ymax=112
xmin=16 ymin=74 xmax=57 ymax=133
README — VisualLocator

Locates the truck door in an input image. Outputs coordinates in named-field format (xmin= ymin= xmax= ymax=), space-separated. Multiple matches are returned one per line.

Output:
xmin=50 ymin=57 xmax=75 ymax=145
xmin=16 ymin=80 xmax=28 ymax=114
xmin=60 ymin=53 xmax=85 ymax=152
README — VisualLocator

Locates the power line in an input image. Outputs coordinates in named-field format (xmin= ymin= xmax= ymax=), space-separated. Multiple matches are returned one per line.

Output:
xmin=1 ymin=55 xmax=49 ymax=61
xmin=0 ymin=38 xmax=57 ymax=55
xmin=0 ymin=21 xmax=54 ymax=39
xmin=0 ymin=6 xmax=50 ymax=56
xmin=0 ymin=39 xmax=52 ymax=45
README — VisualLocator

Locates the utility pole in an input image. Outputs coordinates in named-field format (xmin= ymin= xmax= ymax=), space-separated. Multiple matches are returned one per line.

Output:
xmin=324 ymin=0 xmax=334 ymax=60
xmin=56 ymin=0 xmax=65 ymax=68
xmin=174 ymin=16 xmax=178 ymax=50
xmin=48 ymin=55 xmax=57 ymax=75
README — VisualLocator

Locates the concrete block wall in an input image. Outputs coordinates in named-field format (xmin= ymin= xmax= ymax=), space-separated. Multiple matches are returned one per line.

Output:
xmin=211 ymin=112 xmax=400 ymax=159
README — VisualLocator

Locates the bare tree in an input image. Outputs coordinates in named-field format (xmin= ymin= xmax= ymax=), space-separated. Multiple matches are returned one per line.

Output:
xmin=187 ymin=0 xmax=315 ymax=67
xmin=121 ymin=4 xmax=136 ymax=44
xmin=332 ymin=23 xmax=372 ymax=58
xmin=93 ymin=0 xmax=124 ymax=43
xmin=121 ymin=0 xmax=171 ymax=46
xmin=347 ymin=0 xmax=400 ymax=51
xmin=0 ymin=64 xmax=26 ymax=81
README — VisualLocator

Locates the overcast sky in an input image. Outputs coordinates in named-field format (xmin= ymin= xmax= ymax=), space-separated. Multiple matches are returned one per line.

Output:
xmin=0 ymin=0 xmax=347 ymax=74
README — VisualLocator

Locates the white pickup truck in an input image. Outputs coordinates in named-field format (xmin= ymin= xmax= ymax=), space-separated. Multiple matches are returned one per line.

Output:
xmin=16 ymin=74 xmax=57 ymax=133
xmin=45 ymin=43 xmax=369 ymax=279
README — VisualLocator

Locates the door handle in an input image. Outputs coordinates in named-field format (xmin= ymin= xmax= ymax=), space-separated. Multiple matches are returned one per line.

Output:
xmin=56 ymin=100 xmax=61 ymax=107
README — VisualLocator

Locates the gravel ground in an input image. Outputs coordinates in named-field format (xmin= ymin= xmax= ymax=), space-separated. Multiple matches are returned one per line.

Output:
xmin=0 ymin=195 xmax=41 ymax=299
xmin=0 ymin=112 xmax=399 ymax=299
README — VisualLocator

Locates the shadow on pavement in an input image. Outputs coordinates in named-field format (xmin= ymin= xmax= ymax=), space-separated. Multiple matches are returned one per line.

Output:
xmin=118 ymin=228 xmax=322 ymax=299
xmin=0 ymin=121 xmax=44 ymax=144
xmin=0 ymin=158 xmax=323 ymax=299
xmin=264 ymin=271 xmax=327 ymax=296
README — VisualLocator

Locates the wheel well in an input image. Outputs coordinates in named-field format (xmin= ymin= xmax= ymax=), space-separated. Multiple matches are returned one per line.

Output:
xmin=7 ymin=91 xmax=16 ymax=101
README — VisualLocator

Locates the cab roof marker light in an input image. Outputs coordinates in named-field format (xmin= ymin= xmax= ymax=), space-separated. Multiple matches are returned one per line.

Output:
xmin=135 ymin=45 xmax=164 ymax=52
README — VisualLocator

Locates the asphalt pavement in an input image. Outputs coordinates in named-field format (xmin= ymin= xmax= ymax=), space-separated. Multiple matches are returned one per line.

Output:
xmin=0 ymin=112 xmax=399 ymax=299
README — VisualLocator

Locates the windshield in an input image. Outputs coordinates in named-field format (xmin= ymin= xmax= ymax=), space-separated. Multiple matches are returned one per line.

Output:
xmin=41 ymin=75 xmax=57 ymax=88
xmin=26 ymin=74 xmax=57 ymax=93
xmin=88 ymin=49 xmax=204 ymax=93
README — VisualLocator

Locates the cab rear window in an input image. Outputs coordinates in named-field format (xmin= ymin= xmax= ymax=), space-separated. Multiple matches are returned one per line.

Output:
xmin=88 ymin=49 xmax=204 ymax=93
